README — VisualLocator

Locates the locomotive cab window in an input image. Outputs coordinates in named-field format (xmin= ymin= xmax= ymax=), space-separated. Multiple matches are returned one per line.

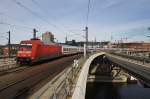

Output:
xmin=19 ymin=44 xmax=32 ymax=49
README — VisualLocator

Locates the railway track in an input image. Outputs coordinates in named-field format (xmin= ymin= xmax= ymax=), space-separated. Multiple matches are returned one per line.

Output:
xmin=0 ymin=54 xmax=74 ymax=76
xmin=0 ymin=54 xmax=81 ymax=76
xmin=0 ymin=66 xmax=32 ymax=76
xmin=0 ymin=54 xmax=82 ymax=99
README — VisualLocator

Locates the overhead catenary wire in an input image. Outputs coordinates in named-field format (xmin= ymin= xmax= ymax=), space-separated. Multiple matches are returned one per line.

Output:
xmin=0 ymin=12 xmax=43 ymax=30
xmin=31 ymin=0 xmax=87 ymax=40
xmin=0 ymin=32 xmax=9 ymax=40
xmin=12 ymin=0 xmax=66 ymax=34
xmin=0 ymin=12 xmax=25 ymax=23
xmin=31 ymin=0 xmax=54 ymax=19
xmin=31 ymin=0 xmax=75 ymax=34
xmin=67 ymin=32 xmax=85 ymax=37
xmin=12 ymin=0 xmax=53 ymax=26
xmin=31 ymin=0 xmax=67 ymax=31
xmin=66 ymin=0 xmax=92 ymax=42
xmin=0 ymin=21 xmax=42 ymax=35
xmin=86 ymin=0 xmax=91 ymax=27
xmin=7 ymin=0 xmax=85 ymax=41
xmin=0 ymin=22 xmax=34 ymax=30
xmin=0 ymin=21 xmax=47 ymax=39
xmin=84 ymin=0 xmax=92 ymax=46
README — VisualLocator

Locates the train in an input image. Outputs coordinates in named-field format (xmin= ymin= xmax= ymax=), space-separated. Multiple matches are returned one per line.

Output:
xmin=16 ymin=38 xmax=83 ymax=65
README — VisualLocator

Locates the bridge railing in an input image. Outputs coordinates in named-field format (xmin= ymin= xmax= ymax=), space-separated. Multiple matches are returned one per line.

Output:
xmin=106 ymin=53 xmax=150 ymax=86
xmin=110 ymin=52 xmax=150 ymax=64
xmin=29 ymin=57 xmax=85 ymax=99
xmin=72 ymin=52 xmax=105 ymax=99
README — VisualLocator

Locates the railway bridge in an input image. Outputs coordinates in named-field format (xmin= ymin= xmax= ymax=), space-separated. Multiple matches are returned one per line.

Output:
xmin=73 ymin=52 xmax=150 ymax=99
xmin=0 ymin=52 xmax=150 ymax=99
xmin=28 ymin=52 xmax=150 ymax=99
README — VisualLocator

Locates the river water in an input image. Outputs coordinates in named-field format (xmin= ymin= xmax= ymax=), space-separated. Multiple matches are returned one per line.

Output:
xmin=85 ymin=83 xmax=150 ymax=99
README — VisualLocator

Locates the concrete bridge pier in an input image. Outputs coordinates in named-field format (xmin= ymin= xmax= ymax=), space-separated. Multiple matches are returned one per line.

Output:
xmin=88 ymin=55 xmax=127 ymax=83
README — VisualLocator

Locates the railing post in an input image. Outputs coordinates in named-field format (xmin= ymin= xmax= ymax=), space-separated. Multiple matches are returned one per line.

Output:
xmin=52 ymin=86 xmax=57 ymax=99
xmin=65 ymin=77 xmax=69 ymax=99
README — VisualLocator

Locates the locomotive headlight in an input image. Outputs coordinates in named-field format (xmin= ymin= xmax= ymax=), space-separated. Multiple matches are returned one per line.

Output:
xmin=26 ymin=51 xmax=31 ymax=54
xmin=17 ymin=51 xmax=31 ymax=54
xmin=17 ymin=51 xmax=23 ymax=54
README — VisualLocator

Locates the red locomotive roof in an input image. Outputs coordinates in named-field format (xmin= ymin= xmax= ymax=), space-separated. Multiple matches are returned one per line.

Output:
xmin=20 ymin=39 xmax=43 ymax=44
xmin=20 ymin=39 xmax=60 ymax=46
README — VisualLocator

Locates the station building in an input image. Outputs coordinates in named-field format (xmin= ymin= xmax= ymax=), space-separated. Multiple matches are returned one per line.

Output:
xmin=117 ymin=42 xmax=150 ymax=50
xmin=42 ymin=32 xmax=54 ymax=43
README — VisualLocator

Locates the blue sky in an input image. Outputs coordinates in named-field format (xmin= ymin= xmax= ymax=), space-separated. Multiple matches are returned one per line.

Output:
xmin=0 ymin=0 xmax=150 ymax=44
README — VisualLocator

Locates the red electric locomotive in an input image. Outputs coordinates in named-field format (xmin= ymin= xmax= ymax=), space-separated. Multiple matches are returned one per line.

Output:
xmin=16 ymin=38 xmax=62 ymax=65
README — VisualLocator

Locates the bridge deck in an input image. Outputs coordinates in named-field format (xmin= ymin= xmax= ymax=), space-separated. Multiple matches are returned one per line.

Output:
xmin=106 ymin=54 xmax=150 ymax=85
